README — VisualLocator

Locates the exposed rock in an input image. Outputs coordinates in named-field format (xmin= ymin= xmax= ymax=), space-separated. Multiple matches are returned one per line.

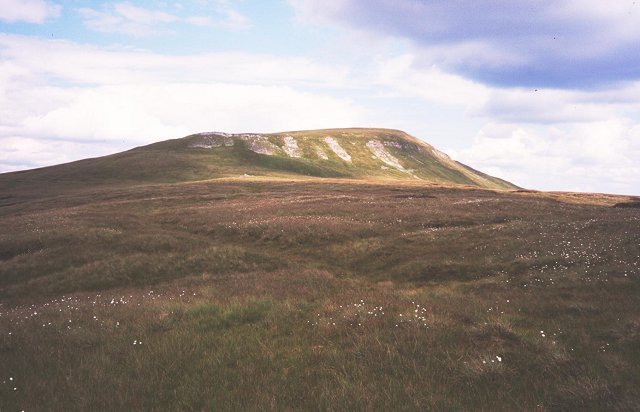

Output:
xmin=366 ymin=140 xmax=406 ymax=171
xmin=189 ymin=133 xmax=235 ymax=148
xmin=282 ymin=135 xmax=301 ymax=158
xmin=239 ymin=134 xmax=278 ymax=155
xmin=183 ymin=129 xmax=515 ymax=189
xmin=324 ymin=136 xmax=351 ymax=162
xmin=384 ymin=141 xmax=403 ymax=149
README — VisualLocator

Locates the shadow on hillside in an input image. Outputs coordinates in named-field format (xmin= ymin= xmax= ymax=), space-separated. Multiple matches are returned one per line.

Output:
xmin=613 ymin=198 xmax=640 ymax=208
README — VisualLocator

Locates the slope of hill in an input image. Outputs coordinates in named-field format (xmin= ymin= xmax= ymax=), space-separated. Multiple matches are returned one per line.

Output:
xmin=1 ymin=178 xmax=639 ymax=411
xmin=0 ymin=129 xmax=517 ymax=198
xmin=5 ymin=129 xmax=640 ymax=411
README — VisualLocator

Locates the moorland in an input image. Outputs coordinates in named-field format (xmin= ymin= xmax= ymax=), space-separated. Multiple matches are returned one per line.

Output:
xmin=1 ymin=129 xmax=639 ymax=410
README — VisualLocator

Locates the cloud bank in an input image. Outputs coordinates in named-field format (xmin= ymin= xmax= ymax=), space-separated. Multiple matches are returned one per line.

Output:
xmin=0 ymin=34 xmax=360 ymax=172
xmin=291 ymin=0 xmax=640 ymax=88
xmin=77 ymin=1 xmax=251 ymax=37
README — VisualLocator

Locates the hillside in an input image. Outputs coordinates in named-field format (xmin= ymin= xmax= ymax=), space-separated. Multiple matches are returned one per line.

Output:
xmin=1 ymin=177 xmax=639 ymax=410
xmin=0 ymin=129 xmax=517 ymax=199
xmin=3 ymin=130 xmax=640 ymax=410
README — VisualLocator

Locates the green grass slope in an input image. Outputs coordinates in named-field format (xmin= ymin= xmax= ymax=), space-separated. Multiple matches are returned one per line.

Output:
xmin=0 ymin=129 xmax=517 ymax=201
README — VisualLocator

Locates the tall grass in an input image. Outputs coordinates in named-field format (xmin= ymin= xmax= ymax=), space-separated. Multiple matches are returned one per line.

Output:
xmin=2 ymin=270 xmax=639 ymax=410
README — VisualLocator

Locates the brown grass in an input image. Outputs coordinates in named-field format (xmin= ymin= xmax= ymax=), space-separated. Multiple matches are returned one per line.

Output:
xmin=1 ymin=177 xmax=639 ymax=410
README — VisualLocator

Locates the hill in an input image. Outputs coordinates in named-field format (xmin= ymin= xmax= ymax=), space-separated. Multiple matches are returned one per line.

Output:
xmin=0 ymin=129 xmax=517 ymax=199
xmin=2 ymin=131 xmax=640 ymax=410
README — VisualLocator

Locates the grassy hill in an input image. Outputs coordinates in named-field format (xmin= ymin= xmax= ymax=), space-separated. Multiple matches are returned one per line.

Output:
xmin=2 ymin=131 xmax=640 ymax=410
xmin=0 ymin=129 xmax=517 ymax=200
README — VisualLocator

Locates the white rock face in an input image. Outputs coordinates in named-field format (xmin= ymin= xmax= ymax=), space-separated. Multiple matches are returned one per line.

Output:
xmin=324 ymin=136 xmax=351 ymax=162
xmin=282 ymin=135 xmax=301 ymax=158
xmin=190 ymin=132 xmax=282 ymax=155
xmin=200 ymin=132 xmax=232 ymax=137
xmin=239 ymin=134 xmax=278 ymax=155
xmin=189 ymin=133 xmax=235 ymax=148
xmin=366 ymin=140 xmax=406 ymax=171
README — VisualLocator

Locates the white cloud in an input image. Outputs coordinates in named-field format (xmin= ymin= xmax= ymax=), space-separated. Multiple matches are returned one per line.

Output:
xmin=0 ymin=83 xmax=361 ymax=172
xmin=455 ymin=119 xmax=640 ymax=194
xmin=185 ymin=15 xmax=211 ymax=26
xmin=218 ymin=8 xmax=250 ymax=29
xmin=18 ymin=83 xmax=361 ymax=143
xmin=480 ymin=88 xmax=619 ymax=124
xmin=78 ymin=3 xmax=178 ymax=37
xmin=199 ymin=0 xmax=251 ymax=30
xmin=0 ymin=0 xmax=61 ymax=24
xmin=290 ymin=0 xmax=640 ymax=88
xmin=0 ymin=34 xmax=349 ymax=87
xmin=368 ymin=51 xmax=640 ymax=126
xmin=0 ymin=34 xmax=361 ymax=171
xmin=288 ymin=0 xmax=346 ymax=23
xmin=372 ymin=54 xmax=489 ymax=109
xmin=78 ymin=1 xmax=250 ymax=36
xmin=374 ymin=54 xmax=640 ymax=194
xmin=0 ymin=136 xmax=129 ymax=173
xmin=113 ymin=3 xmax=177 ymax=24
xmin=2 ymin=8 xmax=640 ymax=197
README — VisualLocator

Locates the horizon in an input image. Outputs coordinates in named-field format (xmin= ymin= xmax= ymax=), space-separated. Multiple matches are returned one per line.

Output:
xmin=1 ymin=1 xmax=639 ymax=195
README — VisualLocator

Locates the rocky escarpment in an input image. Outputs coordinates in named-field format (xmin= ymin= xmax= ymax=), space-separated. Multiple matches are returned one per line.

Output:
xmin=183 ymin=129 xmax=517 ymax=189
xmin=189 ymin=131 xmax=429 ymax=176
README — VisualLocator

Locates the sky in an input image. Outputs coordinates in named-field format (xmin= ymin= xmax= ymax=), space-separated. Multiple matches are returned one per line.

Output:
xmin=1 ymin=0 xmax=639 ymax=195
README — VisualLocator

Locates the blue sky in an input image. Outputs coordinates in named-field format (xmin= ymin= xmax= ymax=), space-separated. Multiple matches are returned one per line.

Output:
xmin=1 ymin=0 xmax=639 ymax=194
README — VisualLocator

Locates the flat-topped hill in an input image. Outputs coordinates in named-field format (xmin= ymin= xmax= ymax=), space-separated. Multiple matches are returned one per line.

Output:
xmin=0 ymin=128 xmax=517 ymax=194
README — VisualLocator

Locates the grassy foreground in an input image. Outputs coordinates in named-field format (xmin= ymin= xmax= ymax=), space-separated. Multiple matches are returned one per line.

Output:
xmin=1 ymin=178 xmax=640 ymax=410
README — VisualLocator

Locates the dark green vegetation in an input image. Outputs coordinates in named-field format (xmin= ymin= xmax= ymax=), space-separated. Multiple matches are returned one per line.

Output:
xmin=1 ymin=130 xmax=639 ymax=410
xmin=1 ymin=175 xmax=639 ymax=410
